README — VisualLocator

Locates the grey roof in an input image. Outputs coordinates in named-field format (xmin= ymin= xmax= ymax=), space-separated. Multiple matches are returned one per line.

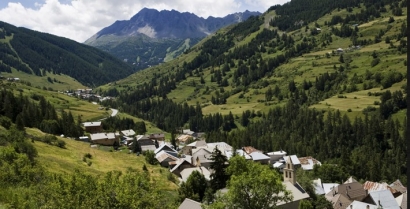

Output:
xmin=182 ymin=129 xmax=195 ymax=135
xmin=121 ymin=129 xmax=135 ymax=136
xmin=155 ymin=150 xmax=179 ymax=163
xmin=368 ymin=190 xmax=400 ymax=209
xmin=154 ymin=144 xmax=177 ymax=154
xmin=277 ymin=181 xmax=310 ymax=205
xmin=180 ymin=167 xmax=210 ymax=182
xmin=90 ymin=133 xmax=115 ymax=141
xmin=170 ymin=159 xmax=192 ymax=173
xmin=186 ymin=140 xmax=207 ymax=147
xmin=323 ymin=183 xmax=339 ymax=194
xmin=273 ymin=162 xmax=285 ymax=168
xmin=207 ymin=142 xmax=233 ymax=152
xmin=179 ymin=198 xmax=202 ymax=209
xmin=347 ymin=201 xmax=378 ymax=209
xmin=284 ymin=155 xmax=301 ymax=165
xmin=83 ymin=122 xmax=101 ymax=127
xmin=249 ymin=152 xmax=270 ymax=161
xmin=226 ymin=149 xmax=252 ymax=160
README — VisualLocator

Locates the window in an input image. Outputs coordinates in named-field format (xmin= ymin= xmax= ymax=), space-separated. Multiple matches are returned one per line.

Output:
xmin=289 ymin=172 xmax=291 ymax=178
xmin=285 ymin=171 xmax=288 ymax=178
xmin=288 ymin=164 xmax=290 ymax=169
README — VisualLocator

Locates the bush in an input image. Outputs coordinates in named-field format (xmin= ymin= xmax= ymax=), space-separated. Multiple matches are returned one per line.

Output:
xmin=56 ymin=139 xmax=66 ymax=148
xmin=371 ymin=58 xmax=380 ymax=67
xmin=87 ymin=161 xmax=92 ymax=166
xmin=144 ymin=151 xmax=158 ymax=165
xmin=84 ymin=153 xmax=92 ymax=159
xmin=347 ymin=109 xmax=352 ymax=112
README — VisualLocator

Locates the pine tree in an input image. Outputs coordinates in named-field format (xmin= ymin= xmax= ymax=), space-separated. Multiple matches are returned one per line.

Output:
xmin=209 ymin=146 xmax=228 ymax=191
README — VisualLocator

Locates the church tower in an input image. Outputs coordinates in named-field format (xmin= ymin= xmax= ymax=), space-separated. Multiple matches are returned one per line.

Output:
xmin=283 ymin=156 xmax=296 ymax=185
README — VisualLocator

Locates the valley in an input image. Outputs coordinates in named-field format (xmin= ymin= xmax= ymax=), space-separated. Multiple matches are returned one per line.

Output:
xmin=0 ymin=0 xmax=407 ymax=208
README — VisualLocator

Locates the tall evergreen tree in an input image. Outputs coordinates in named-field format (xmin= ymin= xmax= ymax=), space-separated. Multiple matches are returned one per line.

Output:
xmin=209 ymin=146 xmax=228 ymax=191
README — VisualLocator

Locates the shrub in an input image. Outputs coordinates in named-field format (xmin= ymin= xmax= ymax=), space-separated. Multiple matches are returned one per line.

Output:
xmin=84 ymin=153 xmax=92 ymax=159
xmin=56 ymin=139 xmax=66 ymax=148
xmin=371 ymin=58 xmax=380 ymax=67
xmin=87 ymin=161 xmax=92 ymax=166
xmin=347 ymin=109 xmax=352 ymax=112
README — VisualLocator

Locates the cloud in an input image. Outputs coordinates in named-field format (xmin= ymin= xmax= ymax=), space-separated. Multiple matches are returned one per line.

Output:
xmin=0 ymin=0 xmax=289 ymax=43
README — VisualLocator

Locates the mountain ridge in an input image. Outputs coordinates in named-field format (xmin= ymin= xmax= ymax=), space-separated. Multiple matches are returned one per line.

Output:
xmin=0 ymin=21 xmax=135 ymax=87
xmin=84 ymin=8 xmax=261 ymax=70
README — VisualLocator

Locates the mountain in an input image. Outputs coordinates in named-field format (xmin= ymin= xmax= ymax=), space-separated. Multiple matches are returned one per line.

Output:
xmin=100 ymin=0 xmax=407 ymax=122
xmin=0 ymin=21 xmax=134 ymax=87
xmin=84 ymin=8 xmax=261 ymax=70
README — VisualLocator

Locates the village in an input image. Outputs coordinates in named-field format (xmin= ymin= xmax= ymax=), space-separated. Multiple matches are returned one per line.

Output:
xmin=80 ymin=120 xmax=407 ymax=209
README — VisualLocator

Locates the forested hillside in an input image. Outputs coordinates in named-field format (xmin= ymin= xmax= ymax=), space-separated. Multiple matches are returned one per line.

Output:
xmin=99 ymin=0 xmax=407 ymax=184
xmin=0 ymin=21 xmax=134 ymax=87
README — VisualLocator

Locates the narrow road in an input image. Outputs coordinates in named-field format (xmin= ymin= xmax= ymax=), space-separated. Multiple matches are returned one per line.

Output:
xmin=110 ymin=108 xmax=118 ymax=117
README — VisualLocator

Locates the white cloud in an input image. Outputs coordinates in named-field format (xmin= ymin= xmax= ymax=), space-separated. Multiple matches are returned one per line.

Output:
xmin=0 ymin=0 xmax=289 ymax=43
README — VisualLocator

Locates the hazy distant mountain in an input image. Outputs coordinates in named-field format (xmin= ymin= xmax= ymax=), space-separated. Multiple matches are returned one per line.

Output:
xmin=84 ymin=8 xmax=260 ymax=70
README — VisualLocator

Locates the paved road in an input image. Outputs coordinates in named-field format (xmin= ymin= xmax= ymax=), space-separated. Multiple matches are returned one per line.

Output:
xmin=110 ymin=108 xmax=118 ymax=117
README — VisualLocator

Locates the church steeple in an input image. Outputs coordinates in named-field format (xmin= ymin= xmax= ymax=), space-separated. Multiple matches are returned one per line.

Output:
xmin=283 ymin=156 xmax=296 ymax=185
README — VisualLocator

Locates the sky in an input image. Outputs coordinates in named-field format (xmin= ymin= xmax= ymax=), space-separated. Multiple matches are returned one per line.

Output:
xmin=0 ymin=0 xmax=290 ymax=43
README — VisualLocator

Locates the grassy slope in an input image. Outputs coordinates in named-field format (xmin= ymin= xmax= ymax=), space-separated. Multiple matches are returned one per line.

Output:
xmin=0 ymin=33 xmax=89 ymax=91
xmin=96 ymin=5 xmax=406 ymax=123
xmin=172 ymin=5 xmax=407 ymax=119
xmin=26 ymin=128 xmax=177 ymax=191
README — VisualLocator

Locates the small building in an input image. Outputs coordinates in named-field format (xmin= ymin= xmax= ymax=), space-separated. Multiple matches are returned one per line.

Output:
xmin=83 ymin=122 xmax=102 ymax=133
xmin=325 ymin=181 xmax=367 ymax=202
xmin=137 ymin=135 xmax=154 ymax=146
xmin=121 ymin=129 xmax=136 ymax=137
xmin=249 ymin=152 xmax=270 ymax=164
xmin=267 ymin=150 xmax=287 ymax=163
xmin=180 ymin=140 xmax=207 ymax=155
xmin=155 ymin=150 xmax=179 ymax=167
xmin=298 ymin=156 xmax=321 ymax=170
xmin=192 ymin=147 xmax=214 ymax=169
xmin=182 ymin=129 xmax=195 ymax=135
xmin=149 ymin=133 xmax=165 ymax=141
xmin=170 ymin=159 xmax=195 ymax=177
xmin=90 ymin=133 xmax=117 ymax=146
xmin=177 ymin=134 xmax=192 ymax=145
xmin=336 ymin=48 xmax=344 ymax=53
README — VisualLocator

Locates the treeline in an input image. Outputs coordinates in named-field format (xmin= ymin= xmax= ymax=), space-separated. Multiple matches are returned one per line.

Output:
xmin=101 ymin=116 xmax=147 ymax=134
xmin=0 ymin=21 xmax=135 ymax=86
xmin=206 ymin=98 xmax=406 ymax=183
xmin=0 ymin=127 xmax=177 ymax=208
xmin=0 ymin=89 xmax=83 ymax=138
xmin=269 ymin=0 xmax=403 ymax=31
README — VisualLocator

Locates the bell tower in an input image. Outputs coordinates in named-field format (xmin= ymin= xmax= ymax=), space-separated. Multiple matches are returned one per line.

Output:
xmin=283 ymin=156 xmax=296 ymax=185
